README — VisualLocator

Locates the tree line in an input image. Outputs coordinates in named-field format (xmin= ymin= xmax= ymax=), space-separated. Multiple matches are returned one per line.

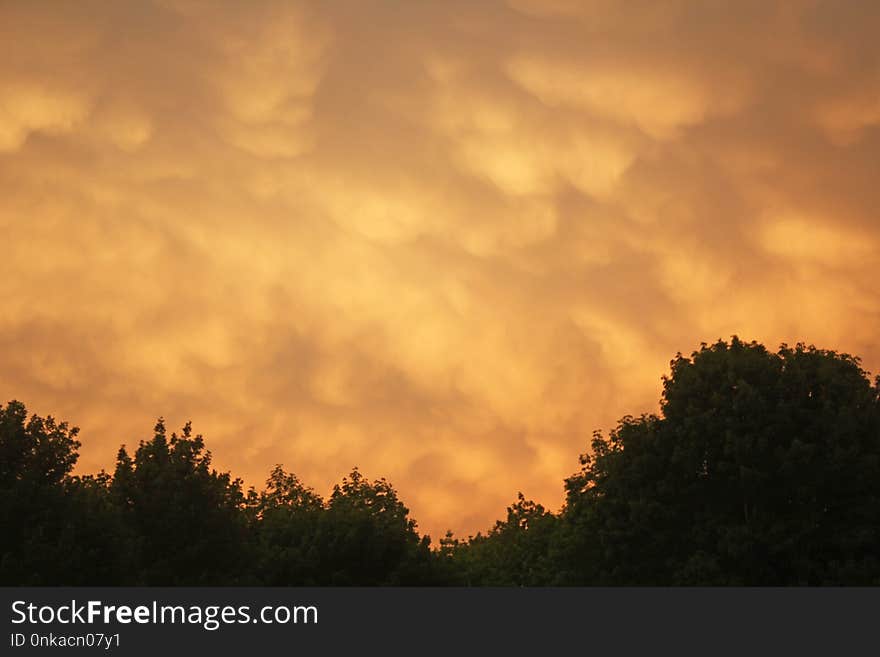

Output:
xmin=3 ymin=338 xmax=880 ymax=585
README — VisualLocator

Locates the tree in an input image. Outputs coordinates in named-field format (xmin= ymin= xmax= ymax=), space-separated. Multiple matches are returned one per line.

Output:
xmin=562 ymin=338 xmax=880 ymax=585
xmin=251 ymin=465 xmax=324 ymax=584
xmin=111 ymin=419 xmax=251 ymax=585
xmin=452 ymin=493 xmax=560 ymax=586
xmin=0 ymin=400 xmax=130 ymax=584
xmin=5 ymin=336 xmax=880 ymax=586
xmin=0 ymin=400 xmax=78 ymax=583
xmin=52 ymin=471 xmax=134 ymax=584
xmin=313 ymin=468 xmax=436 ymax=585
xmin=0 ymin=399 xmax=79 ymax=489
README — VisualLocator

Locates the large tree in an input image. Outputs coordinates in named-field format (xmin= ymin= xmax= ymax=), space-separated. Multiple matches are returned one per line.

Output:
xmin=562 ymin=338 xmax=880 ymax=585
xmin=111 ymin=419 xmax=251 ymax=585
xmin=314 ymin=468 xmax=437 ymax=585
xmin=0 ymin=400 xmax=128 ymax=584
xmin=251 ymin=465 xmax=324 ymax=584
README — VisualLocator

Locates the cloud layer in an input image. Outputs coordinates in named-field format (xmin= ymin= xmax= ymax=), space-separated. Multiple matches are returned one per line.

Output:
xmin=2 ymin=0 xmax=879 ymax=537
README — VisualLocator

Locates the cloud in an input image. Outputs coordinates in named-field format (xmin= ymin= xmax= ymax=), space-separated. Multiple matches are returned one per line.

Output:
xmin=0 ymin=83 xmax=90 ymax=152
xmin=2 ymin=0 xmax=880 ymax=537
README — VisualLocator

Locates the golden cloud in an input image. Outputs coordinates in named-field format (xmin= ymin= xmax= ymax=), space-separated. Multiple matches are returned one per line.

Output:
xmin=2 ymin=0 xmax=880 ymax=537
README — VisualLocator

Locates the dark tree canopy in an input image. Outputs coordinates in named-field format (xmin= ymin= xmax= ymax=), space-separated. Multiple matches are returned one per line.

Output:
xmin=111 ymin=420 xmax=251 ymax=585
xmin=253 ymin=466 xmax=436 ymax=585
xmin=561 ymin=339 xmax=880 ymax=585
xmin=449 ymin=493 xmax=559 ymax=586
xmin=0 ymin=400 xmax=80 ymax=488
xmin=2 ymin=337 xmax=880 ymax=585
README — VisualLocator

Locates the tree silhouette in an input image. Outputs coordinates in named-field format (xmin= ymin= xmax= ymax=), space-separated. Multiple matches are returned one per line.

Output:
xmin=450 ymin=493 xmax=559 ymax=585
xmin=111 ymin=419 xmax=250 ymax=585
xmin=561 ymin=338 xmax=880 ymax=584
xmin=314 ymin=468 xmax=437 ymax=585
xmin=251 ymin=465 xmax=324 ymax=584
xmin=2 ymin=337 xmax=880 ymax=585
xmin=1 ymin=400 xmax=80 ymax=583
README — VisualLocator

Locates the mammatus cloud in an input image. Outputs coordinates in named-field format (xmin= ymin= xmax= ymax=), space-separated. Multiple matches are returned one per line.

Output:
xmin=2 ymin=0 xmax=879 ymax=537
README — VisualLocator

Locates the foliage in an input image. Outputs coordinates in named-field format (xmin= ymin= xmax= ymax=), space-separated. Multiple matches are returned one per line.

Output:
xmin=111 ymin=420 xmax=250 ymax=585
xmin=3 ymin=337 xmax=880 ymax=585
xmin=451 ymin=494 xmax=560 ymax=585
xmin=562 ymin=338 xmax=880 ymax=584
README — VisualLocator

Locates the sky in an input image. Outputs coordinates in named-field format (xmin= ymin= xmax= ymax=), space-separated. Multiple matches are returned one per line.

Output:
xmin=2 ymin=0 xmax=879 ymax=538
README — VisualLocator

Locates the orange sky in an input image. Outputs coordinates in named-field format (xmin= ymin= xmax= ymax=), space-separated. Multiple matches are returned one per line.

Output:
xmin=2 ymin=0 xmax=879 ymax=539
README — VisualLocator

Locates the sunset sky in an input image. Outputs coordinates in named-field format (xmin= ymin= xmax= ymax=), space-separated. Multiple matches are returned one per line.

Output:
xmin=2 ymin=0 xmax=879 ymax=538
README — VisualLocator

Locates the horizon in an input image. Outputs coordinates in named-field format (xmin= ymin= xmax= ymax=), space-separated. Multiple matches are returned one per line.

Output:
xmin=4 ymin=334 xmax=878 ymax=542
